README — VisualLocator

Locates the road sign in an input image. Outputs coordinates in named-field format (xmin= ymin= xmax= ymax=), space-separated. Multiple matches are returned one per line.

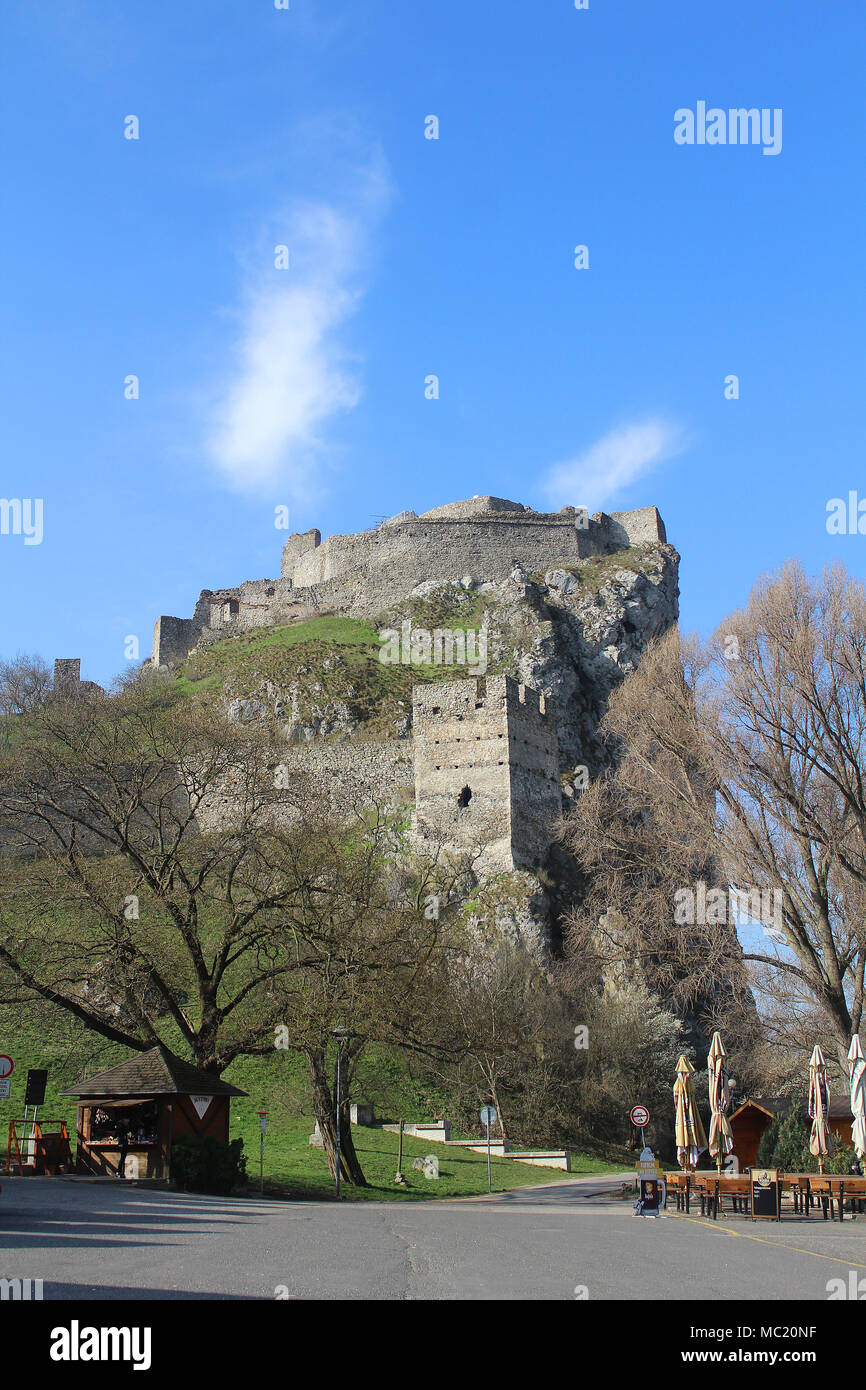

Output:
xmin=480 ymin=1106 xmax=497 ymax=1195
xmin=0 ymin=1056 xmax=13 ymax=1079
xmin=0 ymin=1079 xmax=10 ymax=1099
xmin=24 ymin=1069 xmax=47 ymax=1107
xmin=630 ymin=1105 xmax=650 ymax=1128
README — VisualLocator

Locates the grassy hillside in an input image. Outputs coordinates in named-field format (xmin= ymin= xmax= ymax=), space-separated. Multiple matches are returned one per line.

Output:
xmin=173 ymin=609 xmax=494 ymax=735
xmin=0 ymin=1004 xmax=625 ymax=1201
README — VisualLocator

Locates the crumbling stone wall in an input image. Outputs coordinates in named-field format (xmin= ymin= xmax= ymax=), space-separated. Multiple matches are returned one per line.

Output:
xmin=148 ymin=496 xmax=668 ymax=668
xmin=412 ymin=674 xmax=560 ymax=874
xmin=283 ymin=501 xmax=666 ymax=609
xmin=51 ymin=659 xmax=104 ymax=700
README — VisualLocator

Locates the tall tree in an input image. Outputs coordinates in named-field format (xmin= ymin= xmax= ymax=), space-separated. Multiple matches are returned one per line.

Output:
xmin=560 ymin=560 xmax=866 ymax=1074
xmin=0 ymin=676 xmax=458 ymax=1184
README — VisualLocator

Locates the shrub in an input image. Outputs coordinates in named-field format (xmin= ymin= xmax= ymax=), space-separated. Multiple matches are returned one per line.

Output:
xmin=172 ymin=1135 xmax=246 ymax=1195
xmin=757 ymin=1108 xmax=814 ymax=1171
xmin=823 ymin=1139 xmax=859 ymax=1176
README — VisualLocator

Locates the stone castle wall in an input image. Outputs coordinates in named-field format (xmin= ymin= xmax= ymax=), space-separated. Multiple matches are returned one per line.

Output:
xmin=412 ymin=674 xmax=560 ymax=873
xmin=283 ymin=501 xmax=666 ymax=602
xmin=505 ymin=683 xmax=562 ymax=869
xmin=149 ymin=496 xmax=667 ymax=668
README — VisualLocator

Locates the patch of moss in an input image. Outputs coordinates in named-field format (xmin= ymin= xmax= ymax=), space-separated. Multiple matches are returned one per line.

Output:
xmin=530 ymin=543 xmax=664 ymax=594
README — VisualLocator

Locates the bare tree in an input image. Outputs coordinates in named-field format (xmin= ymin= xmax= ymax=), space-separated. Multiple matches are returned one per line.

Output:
xmin=560 ymin=559 xmax=866 ymax=1076
xmin=0 ymin=652 xmax=51 ymax=722
xmin=0 ymin=677 xmax=460 ymax=1185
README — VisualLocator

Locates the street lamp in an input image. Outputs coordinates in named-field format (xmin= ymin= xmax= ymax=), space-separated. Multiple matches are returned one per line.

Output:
xmin=258 ymin=1111 xmax=267 ymax=1193
xmin=331 ymin=1027 xmax=348 ymax=1200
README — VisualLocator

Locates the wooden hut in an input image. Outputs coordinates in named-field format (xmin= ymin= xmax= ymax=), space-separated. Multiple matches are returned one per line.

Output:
xmin=62 ymin=1044 xmax=247 ymax=1181
xmin=729 ymin=1096 xmax=855 ymax=1171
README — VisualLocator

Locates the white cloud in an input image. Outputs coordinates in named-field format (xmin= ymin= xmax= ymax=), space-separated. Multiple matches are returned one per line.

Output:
xmin=207 ymin=172 xmax=388 ymax=496
xmin=543 ymin=419 xmax=686 ymax=512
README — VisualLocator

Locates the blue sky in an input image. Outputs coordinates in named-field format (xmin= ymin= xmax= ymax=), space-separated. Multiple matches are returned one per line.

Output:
xmin=2 ymin=0 xmax=864 ymax=686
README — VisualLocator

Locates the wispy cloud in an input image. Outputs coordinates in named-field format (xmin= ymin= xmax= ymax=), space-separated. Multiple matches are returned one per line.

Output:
xmin=542 ymin=419 xmax=686 ymax=512
xmin=207 ymin=161 xmax=389 ymax=497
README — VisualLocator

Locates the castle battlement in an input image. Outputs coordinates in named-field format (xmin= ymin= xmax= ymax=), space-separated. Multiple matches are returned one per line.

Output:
xmin=150 ymin=495 xmax=669 ymax=670
xmin=280 ymin=499 xmax=666 ymax=596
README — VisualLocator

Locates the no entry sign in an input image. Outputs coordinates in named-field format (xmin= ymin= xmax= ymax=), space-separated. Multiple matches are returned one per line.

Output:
xmin=630 ymin=1105 xmax=650 ymax=1128
xmin=0 ymin=1056 xmax=13 ymax=1080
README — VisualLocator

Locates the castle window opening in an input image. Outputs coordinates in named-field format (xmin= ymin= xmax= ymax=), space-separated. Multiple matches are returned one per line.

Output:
xmin=456 ymin=785 xmax=472 ymax=809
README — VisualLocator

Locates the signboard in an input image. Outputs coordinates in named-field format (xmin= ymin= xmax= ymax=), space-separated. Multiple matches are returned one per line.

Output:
xmin=630 ymin=1105 xmax=650 ymax=1129
xmin=636 ymin=1145 xmax=662 ymax=1179
xmin=24 ymin=1069 xmax=48 ymax=1107
xmin=0 ymin=1079 xmax=10 ymax=1099
xmin=0 ymin=1056 xmax=13 ymax=1079
xmin=750 ymin=1168 xmax=781 ymax=1221
xmin=190 ymin=1095 xmax=213 ymax=1120
xmin=480 ymin=1105 xmax=497 ymax=1127
xmin=634 ymin=1145 xmax=665 ymax=1216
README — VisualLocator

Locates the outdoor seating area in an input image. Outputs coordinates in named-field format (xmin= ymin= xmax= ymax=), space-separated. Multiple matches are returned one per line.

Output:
xmin=666 ymin=1170 xmax=866 ymax=1221
xmin=664 ymin=1032 xmax=866 ymax=1224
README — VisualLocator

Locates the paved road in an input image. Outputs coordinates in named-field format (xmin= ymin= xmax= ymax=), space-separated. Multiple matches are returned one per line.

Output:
xmin=2 ymin=1175 xmax=865 ymax=1300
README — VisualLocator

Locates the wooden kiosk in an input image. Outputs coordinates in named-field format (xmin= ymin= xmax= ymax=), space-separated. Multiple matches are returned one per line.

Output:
xmin=62 ymin=1044 xmax=247 ymax=1181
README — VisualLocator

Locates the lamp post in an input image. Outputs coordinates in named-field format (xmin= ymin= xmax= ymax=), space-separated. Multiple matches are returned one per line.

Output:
xmin=258 ymin=1111 xmax=267 ymax=1193
xmin=331 ymin=1027 xmax=348 ymax=1200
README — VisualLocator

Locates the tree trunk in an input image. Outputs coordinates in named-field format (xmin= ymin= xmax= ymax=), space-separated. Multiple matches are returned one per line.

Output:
xmin=307 ymin=1048 xmax=367 ymax=1188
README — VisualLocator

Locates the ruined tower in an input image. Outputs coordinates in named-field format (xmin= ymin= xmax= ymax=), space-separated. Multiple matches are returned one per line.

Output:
xmin=412 ymin=675 xmax=561 ymax=874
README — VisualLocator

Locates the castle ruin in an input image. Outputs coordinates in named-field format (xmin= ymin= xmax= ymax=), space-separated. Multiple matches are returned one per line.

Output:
xmin=412 ymin=675 xmax=561 ymax=874
xmin=150 ymin=496 xmax=668 ymax=669
xmin=135 ymin=493 xmax=677 ymax=896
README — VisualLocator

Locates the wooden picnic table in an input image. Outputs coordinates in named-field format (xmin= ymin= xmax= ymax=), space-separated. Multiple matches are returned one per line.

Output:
xmin=666 ymin=1170 xmax=866 ymax=1221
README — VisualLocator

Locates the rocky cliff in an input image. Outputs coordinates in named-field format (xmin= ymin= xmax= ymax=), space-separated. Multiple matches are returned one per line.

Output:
xmin=168 ymin=500 xmax=680 ymax=952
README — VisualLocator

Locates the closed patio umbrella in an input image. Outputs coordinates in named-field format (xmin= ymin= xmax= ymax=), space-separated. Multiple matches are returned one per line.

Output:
xmin=674 ymin=1055 xmax=707 ymax=1170
xmin=848 ymin=1035 xmax=866 ymax=1162
xmin=808 ymin=1045 xmax=830 ymax=1174
xmin=707 ymin=1031 xmax=734 ymax=1176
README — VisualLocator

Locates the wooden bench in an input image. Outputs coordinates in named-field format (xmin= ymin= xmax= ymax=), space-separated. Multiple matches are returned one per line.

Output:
xmin=782 ymin=1175 xmax=809 ymax=1214
xmin=719 ymin=1175 xmax=752 ymax=1215
xmin=690 ymin=1174 xmax=720 ymax=1219
xmin=842 ymin=1176 xmax=866 ymax=1215
xmin=807 ymin=1177 xmax=844 ymax=1222
xmin=666 ymin=1172 xmax=690 ymax=1211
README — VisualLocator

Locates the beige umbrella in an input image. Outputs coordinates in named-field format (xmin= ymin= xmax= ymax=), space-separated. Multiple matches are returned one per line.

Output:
xmin=808 ymin=1044 xmax=830 ymax=1174
xmin=707 ymin=1031 xmax=734 ymax=1176
xmin=848 ymin=1035 xmax=866 ymax=1162
xmin=674 ymin=1055 xmax=707 ymax=1170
